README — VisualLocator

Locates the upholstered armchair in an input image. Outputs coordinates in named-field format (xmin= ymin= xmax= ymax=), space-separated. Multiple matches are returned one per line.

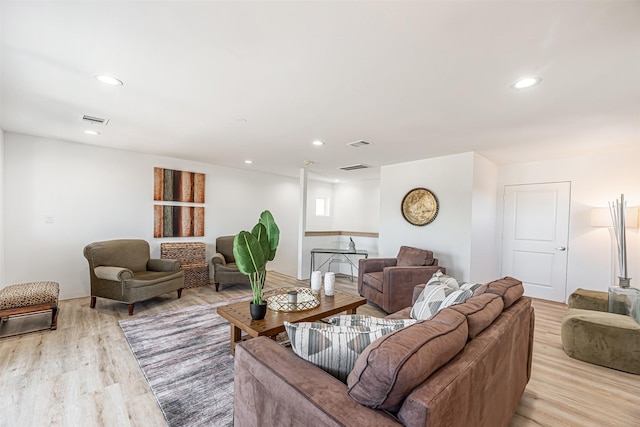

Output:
xmin=211 ymin=235 xmax=252 ymax=291
xmin=358 ymin=246 xmax=445 ymax=313
xmin=83 ymin=239 xmax=184 ymax=315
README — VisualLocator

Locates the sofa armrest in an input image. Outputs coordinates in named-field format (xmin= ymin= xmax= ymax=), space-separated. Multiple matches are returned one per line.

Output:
xmin=413 ymin=283 xmax=426 ymax=305
xmin=234 ymin=337 xmax=400 ymax=427
xmin=383 ymin=266 xmax=446 ymax=313
xmin=359 ymin=257 xmax=397 ymax=274
xmin=94 ymin=266 xmax=133 ymax=281
xmin=211 ymin=253 xmax=226 ymax=266
xmin=384 ymin=265 xmax=444 ymax=285
xmin=147 ymin=258 xmax=180 ymax=272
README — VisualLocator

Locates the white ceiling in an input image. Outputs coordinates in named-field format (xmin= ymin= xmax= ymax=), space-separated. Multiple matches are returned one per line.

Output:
xmin=1 ymin=1 xmax=639 ymax=182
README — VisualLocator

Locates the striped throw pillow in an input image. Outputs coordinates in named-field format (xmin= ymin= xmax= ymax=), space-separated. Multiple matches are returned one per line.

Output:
xmin=428 ymin=270 xmax=460 ymax=289
xmin=410 ymin=284 xmax=473 ymax=320
xmin=284 ymin=321 xmax=408 ymax=382
xmin=460 ymin=282 xmax=485 ymax=294
xmin=329 ymin=314 xmax=417 ymax=328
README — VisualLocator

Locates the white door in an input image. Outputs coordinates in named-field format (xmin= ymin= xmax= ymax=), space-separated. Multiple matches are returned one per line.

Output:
xmin=501 ymin=182 xmax=570 ymax=302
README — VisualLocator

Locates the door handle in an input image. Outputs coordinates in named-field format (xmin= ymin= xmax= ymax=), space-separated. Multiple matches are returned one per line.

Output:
xmin=556 ymin=247 xmax=567 ymax=251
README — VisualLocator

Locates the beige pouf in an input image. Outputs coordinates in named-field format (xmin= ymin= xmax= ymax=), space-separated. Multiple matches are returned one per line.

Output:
xmin=561 ymin=289 xmax=640 ymax=375
xmin=0 ymin=281 xmax=60 ymax=333
xmin=567 ymin=288 xmax=609 ymax=312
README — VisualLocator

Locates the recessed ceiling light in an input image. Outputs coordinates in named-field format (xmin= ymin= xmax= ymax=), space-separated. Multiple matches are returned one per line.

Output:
xmin=512 ymin=77 xmax=541 ymax=89
xmin=312 ymin=140 xmax=324 ymax=146
xmin=95 ymin=75 xmax=124 ymax=86
xmin=303 ymin=160 xmax=314 ymax=166
xmin=84 ymin=129 xmax=100 ymax=135
xmin=244 ymin=160 xmax=253 ymax=164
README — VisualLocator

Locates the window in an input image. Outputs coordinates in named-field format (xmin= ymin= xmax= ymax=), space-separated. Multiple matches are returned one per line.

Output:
xmin=315 ymin=197 xmax=331 ymax=216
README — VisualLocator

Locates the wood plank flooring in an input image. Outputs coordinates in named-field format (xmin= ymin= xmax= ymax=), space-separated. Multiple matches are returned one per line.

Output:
xmin=1 ymin=271 xmax=638 ymax=426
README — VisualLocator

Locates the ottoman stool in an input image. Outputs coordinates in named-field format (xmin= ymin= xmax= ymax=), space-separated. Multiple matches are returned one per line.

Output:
xmin=0 ymin=281 xmax=60 ymax=334
xmin=561 ymin=288 xmax=640 ymax=374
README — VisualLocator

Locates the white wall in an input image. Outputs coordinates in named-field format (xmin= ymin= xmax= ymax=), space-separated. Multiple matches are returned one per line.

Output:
xmin=3 ymin=132 xmax=299 ymax=299
xmin=332 ymin=180 xmax=380 ymax=232
xmin=305 ymin=179 xmax=380 ymax=232
xmin=497 ymin=146 xmax=640 ymax=298
xmin=299 ymin=178 xmax=381 ymax=279
xmin=305 ymin=180 xmax=334 ymax=231
xmin=470 ymin=153 xmax=498 ymax=283
xmin=379 ymin=152 xmax=497 ymax=282
xmin=0 ymin=129 xmax=4 ymax=285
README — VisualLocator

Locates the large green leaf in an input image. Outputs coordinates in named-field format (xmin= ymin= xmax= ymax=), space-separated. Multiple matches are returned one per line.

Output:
xmin=233 ymin=231 xmax=266 ymax=275
xmin=251 ymin=223 xmax=270 ymax=262
xmin=259 ymin=210 xmax=280 ymax=261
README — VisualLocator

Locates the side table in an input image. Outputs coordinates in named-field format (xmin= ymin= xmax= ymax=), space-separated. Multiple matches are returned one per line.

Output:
xmin=161 ymin=242 xmax=210 ymax=288
xmin=608 ymin=286 xmax=640 ymax=323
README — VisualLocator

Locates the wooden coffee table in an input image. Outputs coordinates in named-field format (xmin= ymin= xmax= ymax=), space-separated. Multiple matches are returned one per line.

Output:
xmin=217 ymin=289 xmax=367 ymax=355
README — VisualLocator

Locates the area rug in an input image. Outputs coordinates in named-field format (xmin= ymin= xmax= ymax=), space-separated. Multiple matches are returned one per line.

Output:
xmin=119 ymin=296 xmax=250 ymax=427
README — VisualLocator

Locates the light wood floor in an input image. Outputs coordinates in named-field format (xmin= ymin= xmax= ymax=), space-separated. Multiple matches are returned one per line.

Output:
xmin=1 ymin=272 xmax=638 ymax=426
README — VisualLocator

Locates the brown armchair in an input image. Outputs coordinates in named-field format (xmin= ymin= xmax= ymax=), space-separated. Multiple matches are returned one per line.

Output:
xmin=83 ymin=239 xmax=184 ymax=315
xmin=358 ymin=246 xmax=445 ymax=313
xmin=211 ymin=236 xmax=252 ymax=291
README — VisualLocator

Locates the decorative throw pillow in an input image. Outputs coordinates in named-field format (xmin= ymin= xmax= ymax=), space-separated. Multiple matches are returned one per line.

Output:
xmin=410 ymin=283 xmax=473 ymax=320
xmin=460 ymin=282 xmax=485 ymax=295
xmin=284 ymin=321 xmax=408 ymax=382
xmin=428 ymin=270 xmax=460 ymax=289
xmin=329 ymin=314 xmax=417 ymax=329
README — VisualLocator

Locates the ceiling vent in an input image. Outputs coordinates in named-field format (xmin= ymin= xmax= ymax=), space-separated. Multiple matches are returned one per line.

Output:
xmin=338 ymin=164 xmax=371 ymax=171
xmin=82 ymin=114 xmax=110 ymax=126
xmin=347 ymin=140 xmax=371 ymax=148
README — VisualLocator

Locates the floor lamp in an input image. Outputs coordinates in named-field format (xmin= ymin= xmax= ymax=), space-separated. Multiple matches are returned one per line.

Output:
xmin=590 ymin=196 xmax=638 ymax=287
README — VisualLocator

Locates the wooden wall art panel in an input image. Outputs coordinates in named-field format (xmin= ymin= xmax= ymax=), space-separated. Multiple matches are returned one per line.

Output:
xmin=154 ymin=167 xmax=205 ymax=203
xmin=154 ymin=205 xmax=205 ymax=237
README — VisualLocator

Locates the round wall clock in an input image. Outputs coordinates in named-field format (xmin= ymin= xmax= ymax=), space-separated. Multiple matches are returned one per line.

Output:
xmin=401 ymin=188 xmax=439 ymax=226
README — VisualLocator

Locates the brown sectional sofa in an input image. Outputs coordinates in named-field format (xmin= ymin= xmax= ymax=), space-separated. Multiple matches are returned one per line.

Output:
xmin=234 ymin=277 xmax=534 ymax=427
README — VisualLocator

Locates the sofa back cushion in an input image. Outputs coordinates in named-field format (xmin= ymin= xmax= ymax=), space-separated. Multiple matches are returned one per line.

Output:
xmin=396 ymin=246 xmax=434 ymax=266
xmin=347 ymin=308 xmax=468 ymax=412
xmin=484 ymin=277 xmax=524 ymax=308
xmin=448 ymin=293 xmax=504 ymax=339
xmin=84 ymin=239 xmax=150 ymax=272
xmin=215 ymin=236 xmax=236 ymax=264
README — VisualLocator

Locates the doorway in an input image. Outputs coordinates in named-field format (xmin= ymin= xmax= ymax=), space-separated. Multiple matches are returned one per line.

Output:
xmin=501 ymin=182 xmax=571 ymax=302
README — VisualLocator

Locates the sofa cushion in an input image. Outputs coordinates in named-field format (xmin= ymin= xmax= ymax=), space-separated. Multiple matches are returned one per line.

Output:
xmin=448 ymin=293 xmax=504 ymax=339
xmin=347 ymin=308 xmax=468 ymax=411
xmin=362 ymin=272 xmax=384 ymax=293
xmin=484 ymin=276 xmax=524 ymax=308
xmin=396 ymin=246 xmax=433 ymax=266
xmin=284 ymin=321 xmax=409 ymax=382
xmin=385 ymin=306 xmax=412 ymax=320
xmin=410 ymin=283 xmax=473 ymax=320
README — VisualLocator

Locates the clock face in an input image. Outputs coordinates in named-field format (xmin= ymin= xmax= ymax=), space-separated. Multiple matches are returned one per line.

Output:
xmin=401 ymin=188 xmax=439 ymax=226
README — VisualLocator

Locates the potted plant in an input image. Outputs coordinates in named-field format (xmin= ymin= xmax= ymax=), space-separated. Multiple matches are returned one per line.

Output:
xmin=233 ymin=210 xmax=280 ymax=320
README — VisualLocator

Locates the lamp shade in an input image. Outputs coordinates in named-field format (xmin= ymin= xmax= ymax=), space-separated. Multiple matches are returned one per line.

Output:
xmin=591 ymin=206 xmax=639 ymax=228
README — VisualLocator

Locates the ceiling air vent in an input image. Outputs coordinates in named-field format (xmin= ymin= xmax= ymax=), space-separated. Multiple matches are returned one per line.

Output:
xmin=82 ymin=114 xmax=110 ymax=126
xmin=347 ymin=140 xmax=371 ymax=148
xmin=338 ymin=164 xmax=371 ymax=171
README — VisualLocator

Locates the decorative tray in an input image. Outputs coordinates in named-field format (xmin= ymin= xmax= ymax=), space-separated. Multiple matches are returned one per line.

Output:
xmin=266 ymin=287 xmax=319 ymax=312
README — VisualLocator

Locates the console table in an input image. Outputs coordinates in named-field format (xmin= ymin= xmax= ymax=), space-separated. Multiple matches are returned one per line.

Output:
xmin=310 ymin=248 xmax=368 ymax=281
